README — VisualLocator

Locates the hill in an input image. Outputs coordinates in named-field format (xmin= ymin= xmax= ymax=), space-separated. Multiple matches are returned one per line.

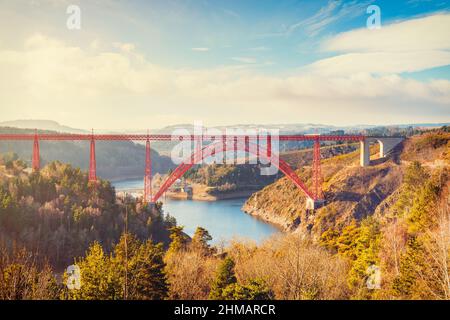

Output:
xmin=0 ymin=160 xmax=176 ymax=269
xmin=243 ymin=129 xmax=449 ymax=235
xmin=0 ymin=120 xmax=86 ymax=134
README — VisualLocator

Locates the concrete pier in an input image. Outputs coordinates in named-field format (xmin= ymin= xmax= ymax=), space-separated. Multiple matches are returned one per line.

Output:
xmin=360 ymin=137 xmax=404 ymax=167
xmin=306 ymin=198 xmax=325 ymax=210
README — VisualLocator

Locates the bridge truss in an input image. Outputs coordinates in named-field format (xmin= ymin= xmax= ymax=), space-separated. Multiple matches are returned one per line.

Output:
xmin=0 ymin=132 xmax=364 ymax=206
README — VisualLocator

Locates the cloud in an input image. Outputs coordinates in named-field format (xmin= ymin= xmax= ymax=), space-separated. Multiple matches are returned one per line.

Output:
xmin=191 ymin=47 xmax=210 ymax=52
xmin=307 ymin=13 xmax=450 ymax=75
xmin=231 ymin=57 xmax=257 ymax=64
xmin=322 ymin=13 xmax=450 ymax=52
xmin=113 ymin=42 xmax=136 ymax=53
xmin=277 ymin=0 xmax=375 ymax=37
xmin=0 ymin=33 xmax=448 ymax=129
xmin=306 ymin=51 xmax=450 ymax=76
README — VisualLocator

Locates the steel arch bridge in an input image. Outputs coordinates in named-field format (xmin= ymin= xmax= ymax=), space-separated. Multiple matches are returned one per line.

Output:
xmin=0 ymin=131 xmax=370 ymax=209
xmin=152 ymin=140 xmax=315 ymax=203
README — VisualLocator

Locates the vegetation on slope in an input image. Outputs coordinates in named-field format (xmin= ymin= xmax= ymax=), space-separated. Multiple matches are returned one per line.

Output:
xmin=0 ymin=158 xmax=175 ymax=268
xmin=244 ymin=128 xmax=449 ymax=299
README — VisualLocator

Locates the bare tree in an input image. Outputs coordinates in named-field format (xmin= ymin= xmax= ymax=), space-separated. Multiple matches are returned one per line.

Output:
xmin=422 ymin=197 xmax=450 ymax=299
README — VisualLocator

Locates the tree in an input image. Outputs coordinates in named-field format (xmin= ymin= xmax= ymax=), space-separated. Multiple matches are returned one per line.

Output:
xmin=209 ymin=257 xmax=237 ymax=299
xmin=392 ymin=237 xmax=427 ymax=298
xmin=407 ymin=177 xmax=440 ymax=233
xmin=336 ymin=220 xmax=360 ymax=259
xmin=221 ymin=278 xmax=273 ymax=300
xmin=192 ymin=227 xmax=213 ymax=254
xmin=66 ymin=242 xmax=117 ymax=300
xmin=110 ymin=233 xmax=141 ymax=299
xmin=422 ymin=198 xmax=450 ymax=299
xmin=166 ymin=226 xmax=189 ymax=258
xmin=0 ymin=246 xmax=59 ymax=300
xmin=127 ymin=241 xmax=168 ymax=300
xmin=165 ymin=248 xmax=219 ymax=300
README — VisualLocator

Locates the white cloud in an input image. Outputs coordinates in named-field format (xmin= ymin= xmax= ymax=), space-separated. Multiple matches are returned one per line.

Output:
xmin=306 ymin=51 xmax=450 ymax=76
xmin=231 ymin=57 xmax=257 ymax=64
xmin=323 ymin=13 xmax=450 ymax=52
xmin=308 ymin=13 xmax=450 ymax=75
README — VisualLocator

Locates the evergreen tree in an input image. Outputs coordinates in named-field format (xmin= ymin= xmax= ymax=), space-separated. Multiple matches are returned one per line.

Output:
xmin=209 ymin=257 xmax=237 ymax=299
xmin=392 ymin=237 xmax=427 ymax=298
xmin=128 ymin=241 xmax=168 ymax=300
xmin=166 ymin=226 xmax=189 ymax=257
xmin=110 ymin=233 xmax=141 ymax=298
xmin=67 ymin=242 xmax=117 ymax=300
xmin=192 ymin=227 xmax=213 ymax=254
xmin=221 ymin=278 xmax=273 ymax=300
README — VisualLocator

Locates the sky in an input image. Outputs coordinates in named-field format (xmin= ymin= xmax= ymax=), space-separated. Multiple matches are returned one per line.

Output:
xmin=0 ymin=0 xmax=449 ymax=130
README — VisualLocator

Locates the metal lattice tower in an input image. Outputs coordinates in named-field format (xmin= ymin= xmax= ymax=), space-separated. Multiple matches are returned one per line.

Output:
xmin=144 ymin=137 xmax=152 ymax=203
xmin=312 ymin=139 xmax=324 ymax=200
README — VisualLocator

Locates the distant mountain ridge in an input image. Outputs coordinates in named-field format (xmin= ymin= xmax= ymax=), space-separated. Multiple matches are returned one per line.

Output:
xmin=1 ymin=119 xmax=448 ymax=135
xmin=0 ymin=120 xmax=87 ymax=134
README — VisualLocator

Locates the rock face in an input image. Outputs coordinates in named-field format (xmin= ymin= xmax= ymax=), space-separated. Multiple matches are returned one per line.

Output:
xmin=242 ymin=131 xmax=449 ymax=237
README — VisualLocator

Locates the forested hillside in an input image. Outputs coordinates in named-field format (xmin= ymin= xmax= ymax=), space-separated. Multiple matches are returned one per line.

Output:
xmin=243 ymin=129 xmax=449 ymax=299
xmin=0 ymin=127 xmax=175 ymax=180
xmin=0 ymin=159 xmax=175 ymax=268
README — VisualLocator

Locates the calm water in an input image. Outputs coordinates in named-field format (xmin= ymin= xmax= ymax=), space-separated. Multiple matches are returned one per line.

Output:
xmin=112 ymin=179 xmax=279 ymax=244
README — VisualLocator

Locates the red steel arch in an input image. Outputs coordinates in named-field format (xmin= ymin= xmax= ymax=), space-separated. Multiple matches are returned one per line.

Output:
xmin=152 ymin=140 xmax=315 ymax=203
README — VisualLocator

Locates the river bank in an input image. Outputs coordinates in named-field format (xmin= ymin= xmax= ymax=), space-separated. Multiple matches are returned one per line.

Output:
xmin=113 ymin=179 xmax=261 ymax=201
xmin=242 ymin=201 xmax=297 ymax=232
xmin=166 ymin=188 xmax=257 ymax=201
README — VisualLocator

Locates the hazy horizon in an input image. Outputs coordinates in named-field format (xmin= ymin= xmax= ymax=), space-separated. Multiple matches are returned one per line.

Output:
xmin=0 ymin=118 xmax=449 ymax=133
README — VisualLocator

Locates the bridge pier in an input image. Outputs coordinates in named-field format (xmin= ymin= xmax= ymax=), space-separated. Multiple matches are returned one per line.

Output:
xmin=360 ymin=140 xmax=370 ymax=167
xmin=360 ymin=137 xmax=403 ymax=167
xmin=88 ymin=136 xmax=97 ymax=182
xmin=32 ymin=131 xmax=40 ymax=171
xmin=144 ymin=138 xmax=152 ymax=203
xmin=306 ymin=198 xmax=325 ymax=210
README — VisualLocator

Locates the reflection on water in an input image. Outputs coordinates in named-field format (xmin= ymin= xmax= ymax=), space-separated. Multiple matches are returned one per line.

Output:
xmin=112 ymin=179 xmax=279 ymax=244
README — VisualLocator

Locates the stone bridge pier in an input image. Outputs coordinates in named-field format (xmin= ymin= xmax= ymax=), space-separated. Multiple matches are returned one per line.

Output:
xmin=360 ymin=137 xmax=404 ymax=166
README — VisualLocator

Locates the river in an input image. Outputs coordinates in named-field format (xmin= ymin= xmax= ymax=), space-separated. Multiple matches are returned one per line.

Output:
xmin=112 ymin=179 xmax=279 ymax=244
